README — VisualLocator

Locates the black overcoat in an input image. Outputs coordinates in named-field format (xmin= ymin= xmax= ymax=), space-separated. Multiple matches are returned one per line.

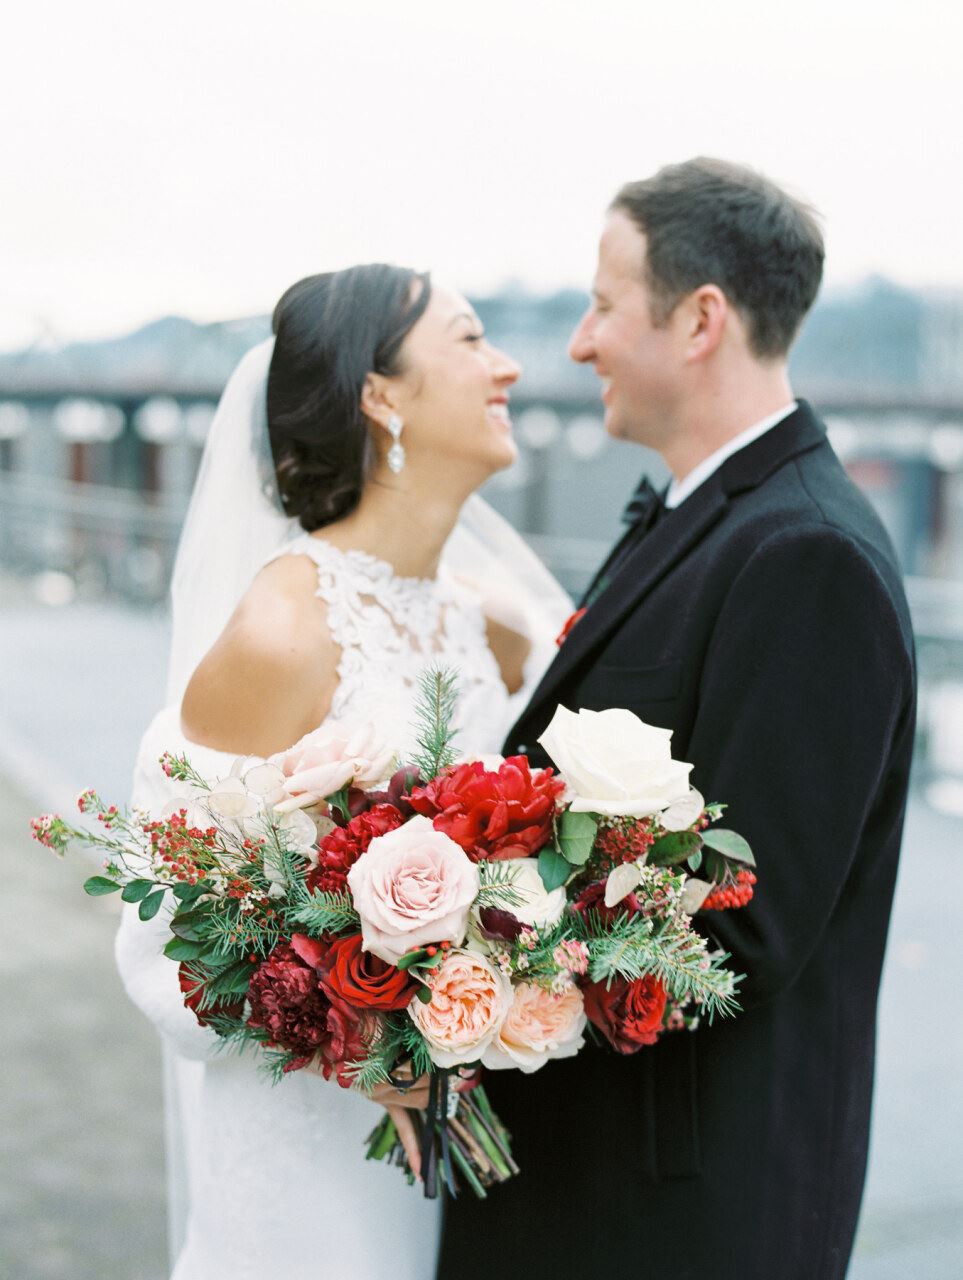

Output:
xmin=438 ymin=403 xmax=916 ymax=1280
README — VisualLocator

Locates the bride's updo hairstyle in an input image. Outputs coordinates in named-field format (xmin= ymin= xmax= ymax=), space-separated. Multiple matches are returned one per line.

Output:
xmin=267 ymin=264 xmax=431 ymax=531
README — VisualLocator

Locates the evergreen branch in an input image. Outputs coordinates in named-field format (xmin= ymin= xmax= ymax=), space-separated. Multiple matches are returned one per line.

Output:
xmin=475 ymin=860 xmax=524 ymax=908
xmin=287 ymin=889 xmax=360 ymax=935
xmin=408 ymin=666 xmax=460 ymax=780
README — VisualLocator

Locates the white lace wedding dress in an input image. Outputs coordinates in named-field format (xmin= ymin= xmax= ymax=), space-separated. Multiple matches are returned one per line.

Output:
xmin=116 ymin=534 xmax=540 ymax=1280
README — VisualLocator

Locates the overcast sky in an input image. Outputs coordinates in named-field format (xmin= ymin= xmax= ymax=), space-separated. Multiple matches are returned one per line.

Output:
xmin=2 ymin=0 xmax=961 ymax=349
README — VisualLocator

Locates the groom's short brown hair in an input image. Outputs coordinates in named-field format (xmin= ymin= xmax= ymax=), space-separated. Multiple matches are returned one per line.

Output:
xmin=612 ymin=158 xmax=824 ymax=358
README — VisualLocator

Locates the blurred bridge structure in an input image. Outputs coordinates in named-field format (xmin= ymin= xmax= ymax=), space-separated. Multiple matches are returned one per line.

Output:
xmin=2 ymin=377 xmax=963 ymax=788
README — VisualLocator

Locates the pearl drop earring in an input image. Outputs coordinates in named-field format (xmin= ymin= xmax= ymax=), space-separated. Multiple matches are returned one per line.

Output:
xmin=386 ymin=413 xmax=405 ymax=474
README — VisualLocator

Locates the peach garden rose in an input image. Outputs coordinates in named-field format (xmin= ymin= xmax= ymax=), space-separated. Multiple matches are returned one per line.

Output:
xmin=482 ymin=980 xmax=586 ymax=1074
xmin=408 ymin=949 xmax=512 ymax=1068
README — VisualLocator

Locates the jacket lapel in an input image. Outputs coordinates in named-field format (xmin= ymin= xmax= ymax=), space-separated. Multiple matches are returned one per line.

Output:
xmin=513 ymin=401 xmax=829 ymax=736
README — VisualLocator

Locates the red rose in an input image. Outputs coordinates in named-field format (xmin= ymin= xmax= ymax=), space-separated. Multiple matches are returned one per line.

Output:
xmin=318 ymin=933 xmax=415 ymax=1011
xmin=246 ymin=941 xmax=335 ymax=1071
xmin=572 ymin=879 xmax=642 ymax=927
xmin=409 ymin=757 xmax=565 ymax=862
xmin=583 ymin=974 xmax=668 ymax=1054
xmin=306 ymin=803 xmax=405 ymax=895
xmin=178 ymin=962 xmax=244 ymax=1028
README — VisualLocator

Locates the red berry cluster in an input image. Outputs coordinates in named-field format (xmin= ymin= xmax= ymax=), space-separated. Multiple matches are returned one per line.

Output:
xmin=593 ymin=818 xmax=656 ymax=875
xmin=702 ymin=869 xmax=756 ymax=911
xmin=144 ymin=810 xmax=220 ymax=884
xmin=96 ymin=805 xmax=120 ymax=829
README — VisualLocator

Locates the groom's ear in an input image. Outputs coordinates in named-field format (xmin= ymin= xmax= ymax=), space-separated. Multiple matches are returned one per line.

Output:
xmin=680 ymin=284 xmax=728 ymax=364
xmin=360 ymin=372 xmax=395 ymax=427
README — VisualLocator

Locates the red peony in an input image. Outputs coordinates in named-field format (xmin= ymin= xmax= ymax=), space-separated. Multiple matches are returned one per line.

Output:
xmin=409 ymin=757 xmax=565 ymax=862
xmin=178 ymin=962 xmax=244 ymax=1028
xmin=572 ymin=879 xmax=642 ymax=927
xmin=318 ymin=933 xmax=415 ymax=1011
xmin=246 ymin=940 xmax=335 ymax=1072
xmin=316 ymin=987 xmax=368 ymax=1088
xmin=306 ymin=803 xmax=405 ymax=895
xmin=583 ymin=974 xmax=668 ymax=1054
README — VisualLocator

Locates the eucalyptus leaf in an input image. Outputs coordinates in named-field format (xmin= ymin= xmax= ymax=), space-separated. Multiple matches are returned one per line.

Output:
xmin=702 ymin=829 xmax=755 ymax=866
xmin=647 ymin=830 xmax=703 ymax=867
xmin=83 ymin=876 xmax=122 ymax=896
xmin=121 ymin=878 xmax=155 ymax=903
xmin=163 ymin=936 xmax=209 ymax=961
xmin=396 ymin=949 xmax=426 ymax=971
xmin=538 ymin=846 xmax=572 ymax=893
xmin=558 ymin=810 xmax=598 ymax=866
xmin=138 ymin=889 xmax=166 ymax=921
xmin=686 ymin=850 xmax=703 ymax=873
xmin=415 ymin=985 xmax=434 ymax=1004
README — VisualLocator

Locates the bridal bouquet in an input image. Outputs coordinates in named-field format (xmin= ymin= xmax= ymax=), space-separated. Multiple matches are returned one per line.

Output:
xmin=32 ymin=671 xmax=755 ymax=1199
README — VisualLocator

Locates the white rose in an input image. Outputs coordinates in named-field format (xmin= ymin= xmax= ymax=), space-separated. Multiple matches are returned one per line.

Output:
xmin=484 ymin=857 xmax=566 ymax=931
xmin=538 ymin=706 xmax=693 ymax=818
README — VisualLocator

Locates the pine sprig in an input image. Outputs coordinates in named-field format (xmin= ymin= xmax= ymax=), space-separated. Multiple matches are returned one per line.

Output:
xmin=408 ymin=666 xmax=460 ymax=780
xmin=287 ymin=889 xmax=360 ymax=935
xmin=475 ymin=860 xmax=524 ymax=908
xmin=571 ymin=909 xmax=741 ymax=1021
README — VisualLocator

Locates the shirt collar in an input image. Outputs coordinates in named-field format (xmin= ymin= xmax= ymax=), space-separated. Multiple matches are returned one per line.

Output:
xmin=664 ymin=402 xmax=798 ymax=510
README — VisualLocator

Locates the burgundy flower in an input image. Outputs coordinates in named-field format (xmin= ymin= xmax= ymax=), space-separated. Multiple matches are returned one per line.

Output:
xmin=409 ymin=757 xmax=565 ymax=862
xmin=572 ymin=879 xmax=642 ymax=928
xmin=246 ymin=941 xmax=335 ymax=1071
xmin=318 ymin=933 xmax=416 ymax=1011
xmin=306 ymin=803 xmax=405 ymax=895
xmin=582 ymin=974 xmax=667 ymax=1054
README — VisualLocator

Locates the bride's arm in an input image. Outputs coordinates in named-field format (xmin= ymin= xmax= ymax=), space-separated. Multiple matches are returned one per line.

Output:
xmin=116 ymin=555 xmax=339 ymax=1058
xmin=181 ymin=553 xmax=340 ymax=757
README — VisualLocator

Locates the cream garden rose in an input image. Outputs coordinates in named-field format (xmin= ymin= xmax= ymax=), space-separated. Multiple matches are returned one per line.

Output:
xmin=482 ymin=981 xmax=586 ymax=1073
xmin=409 ymin=949 xmax=513 ymax=1068
xmin=347 ymin=816 xmax=480 ymax=965
xmin=538 ymin=706 xmax=693 ymax=818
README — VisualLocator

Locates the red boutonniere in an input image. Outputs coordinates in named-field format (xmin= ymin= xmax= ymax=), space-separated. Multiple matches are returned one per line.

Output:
xmin=555 ymin=607 xmax=587 ymax=646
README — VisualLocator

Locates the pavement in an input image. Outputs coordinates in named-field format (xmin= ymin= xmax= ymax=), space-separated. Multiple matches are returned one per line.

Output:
xmin=1 ymin=598 xmax=962 ymax=1278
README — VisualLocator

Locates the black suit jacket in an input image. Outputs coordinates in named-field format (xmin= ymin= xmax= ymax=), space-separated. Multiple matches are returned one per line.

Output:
xmin=439 ymin=402 xmax=916 ymax=1280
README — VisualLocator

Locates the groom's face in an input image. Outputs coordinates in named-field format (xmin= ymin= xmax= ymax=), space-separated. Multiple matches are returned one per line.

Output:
xmin=569 ymin=210 xmax=680 ymax=446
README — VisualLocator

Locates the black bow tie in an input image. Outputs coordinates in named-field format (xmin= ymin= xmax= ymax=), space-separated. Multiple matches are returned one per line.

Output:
xmin=621 ymin=476 xmax=664 ymax=530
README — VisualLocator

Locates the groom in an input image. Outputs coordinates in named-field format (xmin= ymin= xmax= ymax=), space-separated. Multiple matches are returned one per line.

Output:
xmin=439 ymin=159 xmax=916 ymax=1279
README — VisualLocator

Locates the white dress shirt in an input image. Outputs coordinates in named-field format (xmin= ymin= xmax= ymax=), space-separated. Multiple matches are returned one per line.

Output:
xmin=664 ymin=402 xmax=798 ymax=509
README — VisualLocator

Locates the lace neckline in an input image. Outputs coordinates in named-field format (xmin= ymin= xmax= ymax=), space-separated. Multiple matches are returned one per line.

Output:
xmin=290 ymin=533 xmax=452 ymax=594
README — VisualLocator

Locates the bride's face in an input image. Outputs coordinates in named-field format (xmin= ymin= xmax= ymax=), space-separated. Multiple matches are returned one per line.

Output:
xmin=378 ymin=284 xmax=521 ymax=482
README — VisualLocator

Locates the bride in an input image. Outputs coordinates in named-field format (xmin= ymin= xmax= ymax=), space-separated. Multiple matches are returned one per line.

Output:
xmin=115 ymin=264 xmax=570 ymax=1280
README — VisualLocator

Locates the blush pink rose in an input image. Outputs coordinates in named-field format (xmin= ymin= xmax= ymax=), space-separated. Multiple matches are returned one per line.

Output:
xmin=347 ymin=816 xmax=480 ymax=964
xmin=270 ymin=720 xmax=395 ymax=813
xmin=408 ymin=949 xmax=512 ymax=1068
xmin=482 ymin=981 xmax=586 ymax=1074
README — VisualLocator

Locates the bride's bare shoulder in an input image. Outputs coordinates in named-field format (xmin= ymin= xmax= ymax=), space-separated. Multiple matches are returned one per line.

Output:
xmin=180 ymin=552 xmax=340 ymax=756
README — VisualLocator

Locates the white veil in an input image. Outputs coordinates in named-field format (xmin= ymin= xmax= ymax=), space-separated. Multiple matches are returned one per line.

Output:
xmin=154 ymin=335 xmax=571 ymax=1259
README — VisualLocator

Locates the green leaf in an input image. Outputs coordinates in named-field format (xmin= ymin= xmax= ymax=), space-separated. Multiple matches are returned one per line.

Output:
xmin=138 ymin=889 xmax=166 ymax=921
xmin=415 ymin=985 xmax=434 ymax=1004
xmin=558 ymin=810 xmax=598 ymax=866
xmin=121 ymin=878 xmax=155 ymax=903
xmin=647 ymin=831 xmax=703 ymax=867
xmin=163 ymin=936 xmax=210 ymax=962
xmin=396 ymin=948 xmax=427 ymax=971
xmin=703 ymin=851 xmax=726 ymax=884
xmin=538 ymin=846 xmax=572 ymax=893
xmin=702 ymin=829 xmax=755 ymax=867
xmin=326 ymin=787 xmax=351 ymax=821
xmin=173 ymin=880 xmax=211 ymax=902
xmin=83 ymin=876 xmax=123 ymax=896
xmin=208 ymin=960 xmax=256 ymax=997
xmin=686 ymin=850 xmax=703 ymax=873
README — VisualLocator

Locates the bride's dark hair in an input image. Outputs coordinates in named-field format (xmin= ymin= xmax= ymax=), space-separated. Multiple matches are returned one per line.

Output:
xmin=267 ymin=264 xmax=431 ymax=531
